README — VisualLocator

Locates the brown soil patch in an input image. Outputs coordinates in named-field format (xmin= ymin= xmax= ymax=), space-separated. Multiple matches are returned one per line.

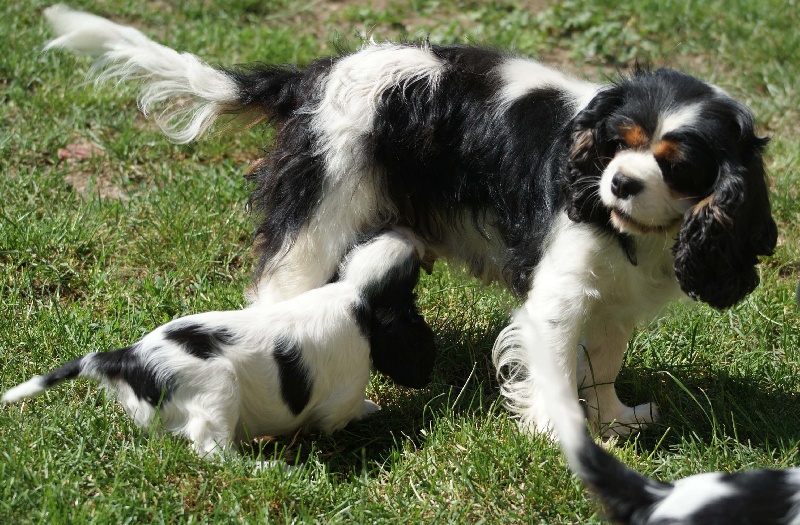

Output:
xmin=58 ymin=140 xmax=130 ymax=200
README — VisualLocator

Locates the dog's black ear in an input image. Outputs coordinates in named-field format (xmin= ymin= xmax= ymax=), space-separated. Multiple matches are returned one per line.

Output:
xmin=565 ymin=85 xmax=625 ymax=224
xmin=369 ymin=297 xmax=437 ymax=388
xmin=673 ymin=103 xmax=776 ymax=309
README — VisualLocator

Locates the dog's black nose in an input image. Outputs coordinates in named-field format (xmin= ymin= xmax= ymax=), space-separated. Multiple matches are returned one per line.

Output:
xmin=610 ymin=173 xmax=644 ymax=199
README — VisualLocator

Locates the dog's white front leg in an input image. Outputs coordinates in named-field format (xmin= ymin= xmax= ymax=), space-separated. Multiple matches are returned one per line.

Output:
xmin=520 ymin=290 xmax=587 ymax=434
xmin=579 ymin=316 xmax=657 ymax=437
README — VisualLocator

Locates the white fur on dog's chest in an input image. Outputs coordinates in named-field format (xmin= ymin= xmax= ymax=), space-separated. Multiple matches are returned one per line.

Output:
xmin=591 ymin=235 xmax=682 ymax=322
xmin=529 ymin=214 xmax=682 ymax=325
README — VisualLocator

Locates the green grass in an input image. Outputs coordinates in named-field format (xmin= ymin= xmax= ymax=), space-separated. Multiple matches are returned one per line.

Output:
xmin=1 ymin=0 xmax=799 ymax=522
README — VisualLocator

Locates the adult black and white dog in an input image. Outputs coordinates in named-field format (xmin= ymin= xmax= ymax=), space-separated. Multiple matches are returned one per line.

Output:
xmin=40 ymin=5 xmax=776 ymax=436
xmin=3 ymin=230 xmax=432 ymax=456
xmin=515 ymin=307 xmax=800 ymax=525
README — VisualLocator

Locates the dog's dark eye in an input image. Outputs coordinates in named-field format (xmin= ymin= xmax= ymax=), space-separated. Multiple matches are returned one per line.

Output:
xmin=608 ymin=139 xmax=627 ymax=153
xmin=659 ymin=154 xmax=716 ymax=197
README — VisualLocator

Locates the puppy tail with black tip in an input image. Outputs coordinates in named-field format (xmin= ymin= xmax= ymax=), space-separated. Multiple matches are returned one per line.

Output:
xmin=3 ymin=347 xmax=138 ymax=405
xmin=513 ymin=309 xmax=672 ymax=524
xmin=44 ymin=4 xmax=306 ymax=143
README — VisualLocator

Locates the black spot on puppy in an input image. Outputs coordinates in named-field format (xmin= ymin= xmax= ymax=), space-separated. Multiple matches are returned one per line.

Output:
xmin=273 ymin=336 xmax=312 ymax=415
xmin=164 ymin=323 xmax=237 ymax=360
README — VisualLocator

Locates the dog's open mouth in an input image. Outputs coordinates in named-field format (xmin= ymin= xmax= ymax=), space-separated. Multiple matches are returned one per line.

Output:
xmin=610 ymin=209 xmax=681 ymax=234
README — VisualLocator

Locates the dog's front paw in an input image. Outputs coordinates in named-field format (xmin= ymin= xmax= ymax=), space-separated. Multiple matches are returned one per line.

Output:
xmin=361 ymin=399 xmax=381 ymax=417
xmin=599 ymin=402 xmax=659 ymax=438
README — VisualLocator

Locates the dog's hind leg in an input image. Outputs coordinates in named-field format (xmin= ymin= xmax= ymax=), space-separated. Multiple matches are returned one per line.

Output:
xmin=177 ymin=396 xmax=240 ymax=458
xmin=182 ymin=415 xmax=235 ymax=457
xmin=170 ymin=361 xmax=242 ymax=458
xmin=245 ymin=46 xmax=446 ymax=305
xmin=247 ymin=177 xmax=388 ymax=305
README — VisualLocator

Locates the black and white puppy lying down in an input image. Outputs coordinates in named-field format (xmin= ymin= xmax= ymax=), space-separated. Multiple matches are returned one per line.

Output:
xmin=3 ymin=230 xmax=434 ymax=457
xmin=516 ymin=307 xmax=800 ymax=525
xmin=41 ymin=6 xmax=776 ymax=437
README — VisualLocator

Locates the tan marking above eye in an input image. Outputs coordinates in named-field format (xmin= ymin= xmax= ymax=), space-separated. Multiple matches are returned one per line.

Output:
xmin=619 ymin=123 xmax=649 ymax=148
xmin=653 ymin=140 xmax=682 ymax=163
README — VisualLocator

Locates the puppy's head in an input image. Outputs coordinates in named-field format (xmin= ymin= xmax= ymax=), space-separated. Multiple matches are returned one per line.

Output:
xmin=368 ymin=296 xmax=437 ymax=388
xmin=566 ymin=68 xmax=776 ymax=308
xmin=341 ymin=230 xmax=437 ymax=387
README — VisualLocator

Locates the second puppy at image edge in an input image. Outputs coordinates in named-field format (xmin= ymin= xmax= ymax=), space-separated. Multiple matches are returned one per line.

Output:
xmin=516 ymin=308 xmax=800 ymax=525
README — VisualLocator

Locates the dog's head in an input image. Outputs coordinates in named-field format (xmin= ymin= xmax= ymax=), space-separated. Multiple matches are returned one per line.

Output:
xmin=566 ymin=67 xmax=776 ymax=309
xmin=368 ymin=296 xmax=437 ymax=388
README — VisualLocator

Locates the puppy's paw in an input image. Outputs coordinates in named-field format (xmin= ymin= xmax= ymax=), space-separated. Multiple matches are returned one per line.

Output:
xmin=253 ymin=459 xmax=300 ymax=474
xmin=600 ymin=402 xmax=659 ymax=438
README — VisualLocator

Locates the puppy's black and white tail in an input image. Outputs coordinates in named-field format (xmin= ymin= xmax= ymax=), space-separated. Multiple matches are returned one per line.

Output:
xmin=512 ymin=309 xmax=672 ymax=523
xmin=44 ymin=4 xmax=305 ymax=143
xmin=3 ymin=346 xmax=142 ymax=404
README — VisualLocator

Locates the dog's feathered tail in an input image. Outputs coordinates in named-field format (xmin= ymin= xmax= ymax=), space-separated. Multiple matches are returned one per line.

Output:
xmin=2 ymin=347 xmax=137 ymax=404
xmin=512 ymin=309 xmax=673 ymax=524
xmin=44 ymin=4 xmax=306 ymax=143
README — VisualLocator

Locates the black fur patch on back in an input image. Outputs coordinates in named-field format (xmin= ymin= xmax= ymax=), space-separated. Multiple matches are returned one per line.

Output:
xmin=502 ymin=87 xmax=581 ymax=290
xmin=91 ymin=345 xmax=174 ymax=406
xmin=164 ymin=323 xmax=237 ymax=360
xmin=272 ymin=336 xmax=312 ymax=415
xmin=369 ymin=45 xmax=575 ymax=294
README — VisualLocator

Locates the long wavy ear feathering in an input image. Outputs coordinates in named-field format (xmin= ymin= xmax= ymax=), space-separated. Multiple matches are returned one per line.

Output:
xmin=564 ymin=85 xmax=625 ymax=225
xmin=673 ymin=99 xmax=777 ymax=309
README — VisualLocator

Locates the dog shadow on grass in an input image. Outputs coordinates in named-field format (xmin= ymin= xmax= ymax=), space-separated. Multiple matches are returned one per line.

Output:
xmin=238 ymin=319 xmax=506 ymax=475
xmin=240 ymin=316 xmax=800 ymax=474
xmin=615 ymin=364 xmax=800 ymax=453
